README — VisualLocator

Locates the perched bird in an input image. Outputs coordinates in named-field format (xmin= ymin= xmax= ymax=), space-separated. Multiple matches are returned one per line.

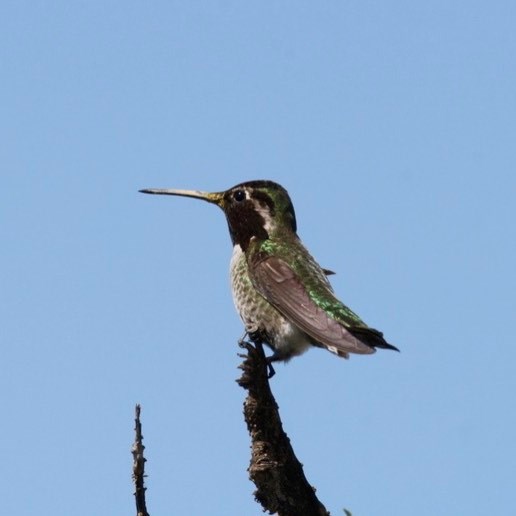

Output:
xmin=140 ymin=180 xmax=398 ymax=372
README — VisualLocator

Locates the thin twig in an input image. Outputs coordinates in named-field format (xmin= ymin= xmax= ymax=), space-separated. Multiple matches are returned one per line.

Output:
xmin=237 ymin=341 xmax=330 ymax=516
xmin=132 ymin=404 xmax=150 ymax=516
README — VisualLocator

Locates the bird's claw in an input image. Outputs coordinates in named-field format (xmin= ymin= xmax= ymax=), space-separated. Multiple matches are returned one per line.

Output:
xmin=266 ymin=360 xmax=276 ymax=379
xmin=238 ymin=331 xmax=251 ymax=348
xmin=238 ymin=331 xmax=276 ymax=379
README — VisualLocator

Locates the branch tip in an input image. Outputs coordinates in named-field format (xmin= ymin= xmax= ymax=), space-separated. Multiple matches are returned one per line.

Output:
xmin=237 ymin=340 xmax=329 ymax=515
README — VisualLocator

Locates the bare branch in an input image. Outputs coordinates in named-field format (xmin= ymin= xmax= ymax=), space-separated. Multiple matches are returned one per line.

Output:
xmin=132 ymin=404 xmax=150 ymax=516
xmin=237 ymin=341 xmax=330 ymax=516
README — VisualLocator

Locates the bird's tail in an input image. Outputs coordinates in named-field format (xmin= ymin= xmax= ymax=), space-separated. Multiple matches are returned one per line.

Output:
xmin=349 ymin=326 xmax=400 ymax=352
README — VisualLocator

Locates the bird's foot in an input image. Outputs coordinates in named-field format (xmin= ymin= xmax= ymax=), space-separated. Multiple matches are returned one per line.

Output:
xmin=238 ymin=329 xmax=263 ymax=347
xmin=238 ymin=331 xmax=250 ymax=348
xmin=265 ymin=357 xmax=276 ymax=379
xmin=237 ymin=332 xmax=276 ymax=379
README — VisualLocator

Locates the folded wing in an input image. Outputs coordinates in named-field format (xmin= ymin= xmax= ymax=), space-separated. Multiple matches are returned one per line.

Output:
xmin=250 ymin=256 xmax=377 ymax=357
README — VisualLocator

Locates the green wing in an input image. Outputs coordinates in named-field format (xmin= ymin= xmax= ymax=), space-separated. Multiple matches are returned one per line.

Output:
xmin=249 ymin=240 xmax=398 ymax=354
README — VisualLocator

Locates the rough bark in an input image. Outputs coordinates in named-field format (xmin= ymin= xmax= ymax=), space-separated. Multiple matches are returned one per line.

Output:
xmin=132 ymin=404 xmax=150 ymax=516
xmin=237 ymin=341 xmax=330 ymax=516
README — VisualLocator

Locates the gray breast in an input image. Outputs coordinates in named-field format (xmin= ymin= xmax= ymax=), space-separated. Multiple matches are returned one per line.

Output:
xmin=229 ymin=245 xmax=312 ymax=359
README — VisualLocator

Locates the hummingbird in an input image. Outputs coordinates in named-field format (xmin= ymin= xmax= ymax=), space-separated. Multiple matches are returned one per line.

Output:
xmin=140 ymin=180 xmax=398 ymax=372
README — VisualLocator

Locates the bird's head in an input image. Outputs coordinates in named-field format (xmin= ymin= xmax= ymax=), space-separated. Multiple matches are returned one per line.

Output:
xmin=140 ymin=180 xmax=297 ymax=250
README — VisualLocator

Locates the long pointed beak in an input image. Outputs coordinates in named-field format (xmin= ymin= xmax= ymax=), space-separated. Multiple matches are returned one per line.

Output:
xmin=139 ymin=188 xmax=224 ymax=207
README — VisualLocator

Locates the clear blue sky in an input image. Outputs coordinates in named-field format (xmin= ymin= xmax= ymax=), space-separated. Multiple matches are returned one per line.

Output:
xmin=2 ymin=2 xmax=515 ymax=515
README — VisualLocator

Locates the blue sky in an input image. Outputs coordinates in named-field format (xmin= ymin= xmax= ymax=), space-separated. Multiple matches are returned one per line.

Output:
xmin=2 ymin=2 xmax=515 ymax=515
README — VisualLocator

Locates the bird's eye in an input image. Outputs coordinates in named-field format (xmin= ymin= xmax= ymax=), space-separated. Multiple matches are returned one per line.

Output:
xmin=233 ymin=189 xmax=246 ymax=202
